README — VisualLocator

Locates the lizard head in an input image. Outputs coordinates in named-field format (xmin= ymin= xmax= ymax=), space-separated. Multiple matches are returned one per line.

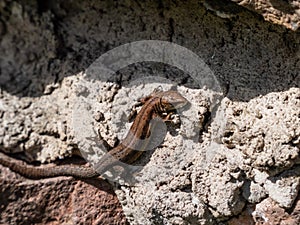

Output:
xmin=159 ymin=90 xmax=190 ymax=112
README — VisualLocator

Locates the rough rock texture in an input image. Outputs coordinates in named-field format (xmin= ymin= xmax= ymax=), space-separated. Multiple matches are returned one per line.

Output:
xmin=228 ymin=197 xmax=300 ymax=225
xmin=0 ymin=164 xmax=128 ymax=225
xmin=203 ymin=0 xmax=300 ymax=30
xmin=232 ymin=0 xmax=300 ymax=31
xmin=192 ymin=153 xmax=246 ymax=219
xmin=0 ymin=0 xmax=299 ymax=224
xmin=0 ymin=77 xmax=77 ymax=162
xmin=221 ymin=88 xmax=300 ymax=172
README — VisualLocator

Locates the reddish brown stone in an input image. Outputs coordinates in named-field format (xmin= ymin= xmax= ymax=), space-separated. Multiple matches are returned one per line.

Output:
xmin=0 ymin=165 xmax=128 ymax=225
xmin=228 ymin=196 xmax=300 ymax=225
xmin=253 ymin=198 xmax=299 ymax=225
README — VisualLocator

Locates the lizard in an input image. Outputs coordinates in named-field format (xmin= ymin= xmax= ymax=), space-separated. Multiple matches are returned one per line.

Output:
xmin=0 ymin=89 xmax=189 ymax=179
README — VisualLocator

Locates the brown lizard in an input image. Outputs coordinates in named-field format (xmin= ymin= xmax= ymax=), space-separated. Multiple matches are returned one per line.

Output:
xmin=0 ymin=89 xmax=189 ymax=179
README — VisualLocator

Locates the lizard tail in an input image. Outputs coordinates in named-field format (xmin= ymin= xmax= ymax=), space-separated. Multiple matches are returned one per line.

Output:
xmin=0 ymin=152 xmax=99 ymax=179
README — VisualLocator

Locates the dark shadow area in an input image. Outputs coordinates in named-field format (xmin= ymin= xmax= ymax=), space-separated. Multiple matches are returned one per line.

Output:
xmin=0 ymin=0 xmax=298 ymax=101
xmin=270 ymin=0 xmax=297 ymax=14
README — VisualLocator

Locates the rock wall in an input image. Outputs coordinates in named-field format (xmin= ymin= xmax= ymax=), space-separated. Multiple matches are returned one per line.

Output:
xmin=0 ymin=0 xmax=299 ymax=224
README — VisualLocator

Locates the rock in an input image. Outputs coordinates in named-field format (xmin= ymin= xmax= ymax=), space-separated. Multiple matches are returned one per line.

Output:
xmin=193 ymin=154 xmax=245 ymax=219
xmin=222 ymin=88 xmax=300 ymax=171
xmin=0 ymin=0 xmax=299 ymax=224
xmin=264 ymin=168 xmax=300 ymax=208
xmin=232 ymin=0 xmax=300 ymax=30
xmin=242 ymin=181 xmax=267 ymax=204
xmin=229 ymin=197 xmax=300 ymax=225
xmin=252 ymin=198 xmax=300 ymax=225
xmin=0 ymin=164 xmax=128 ymax=225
